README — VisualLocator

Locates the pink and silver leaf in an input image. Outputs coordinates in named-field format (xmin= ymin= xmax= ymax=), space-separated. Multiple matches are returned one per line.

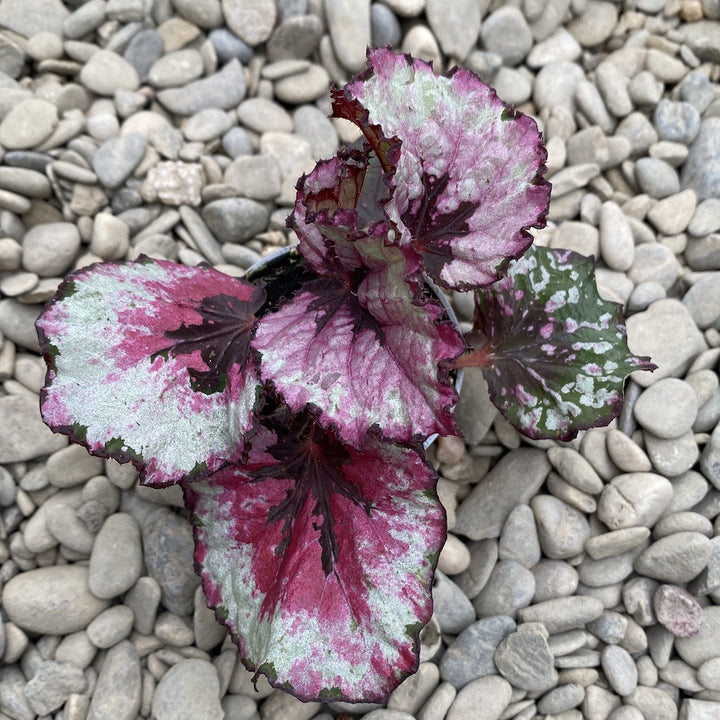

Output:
xmin=335 ymin=47 xmax=551 ymax=291
xmin=184 ymin=418 xmax=445 ymax=702
xmin=252 ymin=241 xmax=462 ymax=447
xmin=36 ymin=257 xmax=264 ymax=486
xmin=455 ymin=246 xmax=656 ymax=440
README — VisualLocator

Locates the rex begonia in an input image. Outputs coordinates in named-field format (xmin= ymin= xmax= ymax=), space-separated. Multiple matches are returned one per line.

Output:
xmin=36 ymin=47 xmax=652 ymax=702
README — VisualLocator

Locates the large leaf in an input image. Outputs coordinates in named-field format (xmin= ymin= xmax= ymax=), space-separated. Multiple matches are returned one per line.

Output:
xmin=252 ymin=240 xmax=462 ymax=447
xmin=334 ymin=47 xmax=550 ymax=291
xmin=37 ymin=258 xmax=264 ymax=486
xmin=184 ymin=412 xmax=445 ymax=702
xmin=454 ymin=246 xmax=655 ymax=440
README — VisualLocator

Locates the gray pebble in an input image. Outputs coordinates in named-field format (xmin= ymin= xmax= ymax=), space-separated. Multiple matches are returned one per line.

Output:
xmin=387 ymin=662 xmax=439 ymax=715
xmin=426 ymin=0 xmax=480 ymax=60
xmin=598 ymin=472 xmax=673 ymax=529
xmin=634 ymin=158 xmax=680 ymax=199
xmin=222 ymin=0 xmax=276 ymax=47
xmin=0 ymin=393 xmax=67 ymax=461
xmin=629 ymin=71 xmax=663 ymax=107
xmin=688 ymin=198 xmax=720 ymax=237
xmin=123 ymin=28 xmax=164 ymax=80
xmin=142 ymin=507 xmax=200 ymax=615
xmin=93 ymin=133 xmax=147 ymax=190
xmin=45 ymin=504 xmax=95 ymax=554
xmin=645 ymin=429 xmax=699 ymax=477
xmin=654 ymin=99 xmax=701 ymax=144
xmin=627 ymin=243 xmax=679 ymax=291
xmin=678 ymin=70 xmax=717 ymax=113
xmin=209 ymin=28 xmax=253 ymax=64
xmin=615 ymin=112 xmax=659 ymax=157
xmin=87 ymin=640 xmax=141 ymax=720
xmin=587 ymin=610 xmax=628 ymax=644
xmin=202 ymin=197 xmax=269 ymax=243
xmin=62 ymin=0 xmax=105 ymax=38
xmin=371 ymin=3 xmax=402 ymax=47
xmin=293 ymin=105 xmax=338 ymax=161
xmin=682 ymin=118 xmax=720 ymax=201
xmin=537 ymin=683 xmax=585 ymax=714
xmin=455 ymin=539 xmax=498 ymax=599
xmin=184 ymin=109 xmax=233 ymax=142
xmin=89 ymin=513 xmax=142 ymax=599
xmin=481 ymin=6 xmax=532 ymax=66
xmin=519 ymin=596 xmax=604 ymax=633
xmin=171 ymin=0 xmax=222 ymax=28
xmin=266 ymin=15 xmax=323 ymax=61
xmin=87 ymin=604 xmax=135 ymax=648
xmin=439 ymin=615 xmax=516 ymax=688
xmin=634 ymin=378 xmax=698 ymax=439
xmin=433 ymin=570 xmax=476 ymax=634
xmin=222 ymin=126 xmax=254 ymax=158
xmin=626 ymin=299 xmax=706 ymax=387
xmin=0 ymin=98 xmax=58 ymax=150
xmin=578 ymin=547 xmax=641 ymax=587
xmin=625 ymin=686 xmax=681 ymax=720
xmin=498 ymin=504 xmax=541 ymax=568
xmin=3 ymin=565 xmax=109 ymax=634
xmin=605 ymin=429 xmax=652 ymax=473
xmin=124 ymin=576 xmax=162 ymax=635
xmin=46 ymin=443 xmax=104 ymax=488
xmin=454 ymin=449 xmax=550 ymax=540
xmin=324 ymin=0 xmax=370 ymax=72
xmin=527 ymin=28 xmax=582 ymax=67
xmin=595 ymin=61 xmax=633 ymax=117
xmin=24 ymin=660 xmax=86 ymax=716
xmin=547 ymin=446 xmax=604 ymax=494
xmin=532 ymin=559 xmax=579 ymax=602
xmin=446 ymin=675 xmax=512 ymax=720
xmin=494 ymin=625 xmax=557 ymax=692
xmin=148 ymin=49 xmax=204 ymax=88
xmin=599 ymin=201 xmax=635 ymax=271
xmin=532 ymin=494 xmax=590 ymax=559
xmin=634 ymin=531 xmax=712 ymax=583
xmin=566 ymin=0 xmax=618 ymax=47
xmin=274 ymin=63 xmax=330 ymax=104
xmin=237 ymin=97 xmax=293 ymax=134
xmin=473 ymin=560 xmax=535 ymax=618
xmin=683 ymin=273 xmax=720 ymax=329
xmin=80 ymin=50 xmax=140 ymax=96
xmin=156 ymin=59 xmax=246 ymax=115
xmin=602 ymin=645 xmax=638 ymax=696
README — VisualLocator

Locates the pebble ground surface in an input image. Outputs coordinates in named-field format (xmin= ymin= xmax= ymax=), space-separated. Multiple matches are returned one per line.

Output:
xmin=0 ymin=1 xmax=719 ymax=719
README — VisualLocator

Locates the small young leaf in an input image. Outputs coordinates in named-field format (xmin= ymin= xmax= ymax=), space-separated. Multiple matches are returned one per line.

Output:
xmin=252 ymin=240 xmax=462 ymax=446
xmin=184 ymin=417 xmax=445 ymax=702
xmin=455 ymin=246 xmax=655 ymax=440
xmin=291 ymin=147 xmax=399 ymax=280
xmin=334 ymin=47 xmax=550 ymax=291
xmin=36 ymin=258 xmax=264 ymax=486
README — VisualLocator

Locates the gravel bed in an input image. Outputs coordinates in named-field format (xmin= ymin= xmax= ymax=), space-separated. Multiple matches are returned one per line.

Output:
xmin=0 ymin=1 xmax=719 ymax=719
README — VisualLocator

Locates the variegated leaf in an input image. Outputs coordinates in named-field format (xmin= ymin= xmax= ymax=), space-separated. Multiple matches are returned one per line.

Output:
xmin=456 ymin=246 xmax=655 ymax=440
xmin=252 ymin=241 xmax=462 ymax=446
xmin=334 ymin=47 xmax=550 ymax=291
xmin=37 ymin=258 xmax=264 ymax=486
xmin=184 ymin=416 xmax=445 ymax=702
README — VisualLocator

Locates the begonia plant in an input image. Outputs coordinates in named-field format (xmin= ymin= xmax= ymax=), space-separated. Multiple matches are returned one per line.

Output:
xmin=36 ymin=48 xmax=654 ymax=703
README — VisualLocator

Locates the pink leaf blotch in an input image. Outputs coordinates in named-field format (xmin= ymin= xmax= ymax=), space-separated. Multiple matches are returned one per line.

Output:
xmin=184 ymin=405 xmax=446 ymax=702
xmin=455 ymin=246 xmax=656 ymax=440
xmin=252 ymin=238 xmax=463 ymax=447
xmin=36 ymin=257 xmax=265 ymax=486
xmin=334 ymin=47 xmax=551 ymax=290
